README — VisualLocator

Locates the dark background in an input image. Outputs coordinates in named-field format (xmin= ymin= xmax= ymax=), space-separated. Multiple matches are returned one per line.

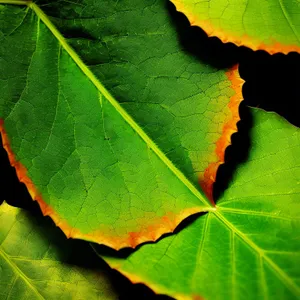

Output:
xmin=1 ymin=2 xmax=299 ymax=299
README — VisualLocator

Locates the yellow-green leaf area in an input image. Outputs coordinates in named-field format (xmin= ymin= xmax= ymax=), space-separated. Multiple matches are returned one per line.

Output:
xmin=171 ymin=0 xmax=300 ymax=53
xmin=0 ymin=202 xmax=117 ymax=300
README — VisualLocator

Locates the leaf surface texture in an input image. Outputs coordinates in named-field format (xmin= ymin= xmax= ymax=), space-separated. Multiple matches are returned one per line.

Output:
xmin=0 ymin=202 xmax=117 ymax=300
xmin=99 ymin=109 xmax=300 ymax=300
xmin=0 ymin=1 xmax=242 ymax=248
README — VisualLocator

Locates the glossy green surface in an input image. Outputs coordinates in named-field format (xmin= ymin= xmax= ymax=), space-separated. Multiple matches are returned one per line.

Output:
xmin=171 ymin=0 xmax=300 ymax=53
xmin=100 ymin=109 xmax=300 ymax=300
xmin=0 ymin=0 xmax=239 ymax=248
xmin=0 ymin=202 xmax=117 ymax=299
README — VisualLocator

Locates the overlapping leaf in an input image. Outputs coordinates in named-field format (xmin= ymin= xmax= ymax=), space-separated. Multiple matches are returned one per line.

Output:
xmin=0 ymin=202 xmax=117 ymax=299
xmin=171 ymin=0 xmax=300 ymax=54
xmin=98 ymin=108 xmax=300 ymax=300
xmin=0 ymin=0 xmax=242 ymax=248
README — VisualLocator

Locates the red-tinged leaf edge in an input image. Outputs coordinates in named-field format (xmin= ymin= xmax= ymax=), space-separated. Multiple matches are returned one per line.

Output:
xmin=0 ymin=120 xmax=205 ymax=250
xmin=171 ymin=0 xmax=300 ymax=54
xmin=199 ymin=65 xmax=244 ymax=202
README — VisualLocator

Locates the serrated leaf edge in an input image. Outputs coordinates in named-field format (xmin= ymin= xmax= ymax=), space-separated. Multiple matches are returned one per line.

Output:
xmin=171 ymin=0 xmax=300 ymax=54
xmin=0 ymin=120 xmax=211 ymax=249
xmin=200 ymin=65 xmax=244 ymax=201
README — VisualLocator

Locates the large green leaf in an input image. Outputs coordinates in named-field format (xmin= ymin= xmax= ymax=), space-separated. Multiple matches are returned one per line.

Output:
xmin=171 ymin=0 xmax=300 ymax=54
xmin=0 ymin=201 xmax=118 ymax=299
xmin=0 ymin=1 xmax=242 ymax=248
xmin=98 ymin=108 xmax=300 ymax=300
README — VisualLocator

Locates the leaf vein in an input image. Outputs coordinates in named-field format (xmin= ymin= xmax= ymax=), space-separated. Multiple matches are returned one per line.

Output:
xmin=0 ymin=247 xmax=44 ymax=299
xmin=27 ymin=2 xmax=212 ymax=209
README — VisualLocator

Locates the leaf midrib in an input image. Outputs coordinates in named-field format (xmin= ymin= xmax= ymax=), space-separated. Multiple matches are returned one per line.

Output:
xmin=20 ymin=1 xmax=212 ymax=209
xmin=0 ymin=246 xmax=44 ymax=299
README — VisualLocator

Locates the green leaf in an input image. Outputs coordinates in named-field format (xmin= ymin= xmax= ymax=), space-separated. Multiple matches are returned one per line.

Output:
xmin=98 ymin=108 xmax=300 ymax=300
xmin=0 ymin=1 xmax=242 ymax=248
xmin=0 ymin=201 xmax=118 ymax=299
xmin=171 ymin=0 xmax=300 ymax=54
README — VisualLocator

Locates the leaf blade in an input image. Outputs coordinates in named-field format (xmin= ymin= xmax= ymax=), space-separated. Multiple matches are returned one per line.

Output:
xmin=31 ymin=0 xmax=244 ymax=201
xmin=0 ymin=2 xmax=214 ymax=249
xmin=0 ymin=0 xmax=242 ymax=249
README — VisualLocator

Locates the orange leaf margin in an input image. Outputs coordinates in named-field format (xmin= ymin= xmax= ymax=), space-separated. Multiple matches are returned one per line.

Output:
xmin=171 ymin=0 xmax=300 ymax=54
xmin=200 ymin=65 xmax=244 ymax=202
xmin=0 ymin=120 xmax=202 ymax=250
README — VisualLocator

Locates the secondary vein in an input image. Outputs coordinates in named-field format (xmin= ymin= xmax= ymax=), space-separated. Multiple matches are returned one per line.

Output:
xmin=0 ymin=247 xmax=44 ymax=299
xmin=215 ymin=211 xmax=300 ymax=297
